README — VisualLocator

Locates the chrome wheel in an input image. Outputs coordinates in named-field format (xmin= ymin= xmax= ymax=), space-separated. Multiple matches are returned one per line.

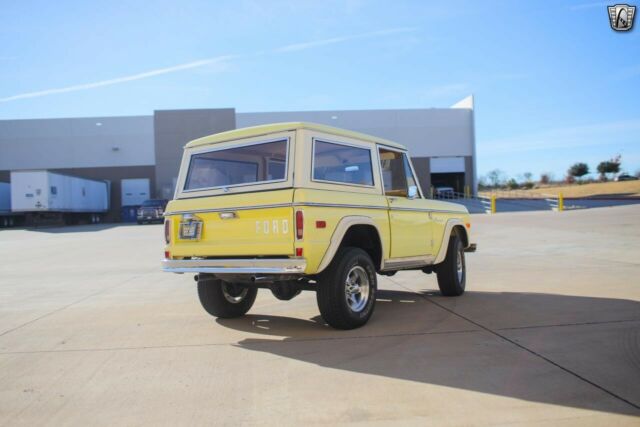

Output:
xmin=222 ymin=283 xmax=249 ymax=304
xmin=456 ymin=246 xmax=464 ymax=283
xmin=345 ymin=265 xmax=370 ymax=313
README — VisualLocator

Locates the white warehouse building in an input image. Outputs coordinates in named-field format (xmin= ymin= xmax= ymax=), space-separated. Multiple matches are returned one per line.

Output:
xmin=0 ymin=96 xmax=477 ymax=221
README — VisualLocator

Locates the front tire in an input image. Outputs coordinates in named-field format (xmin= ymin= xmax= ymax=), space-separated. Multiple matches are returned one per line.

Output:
xmin=436 ymin=232 xmax=466 ymax=296
xmin=317 ymin=247 xmax=377 ymax=329
xmin=197 ymin=278 xmax=257 ymax=318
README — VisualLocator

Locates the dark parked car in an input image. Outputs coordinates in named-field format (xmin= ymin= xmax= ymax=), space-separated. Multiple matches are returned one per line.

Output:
xmin=615 ymin=173 xmax=638 ymax=182
xmin=137 ymin=199 xmax=168 ymax=224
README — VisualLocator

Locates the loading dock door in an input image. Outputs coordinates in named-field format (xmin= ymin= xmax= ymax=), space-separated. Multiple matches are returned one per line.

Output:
xmin=121 ymin=179 xmax=150 ymax=206
xmin=431 ymin=172 xmax=465 ymax=193
xmin=430 ymin=157 xmax=466 ymax=194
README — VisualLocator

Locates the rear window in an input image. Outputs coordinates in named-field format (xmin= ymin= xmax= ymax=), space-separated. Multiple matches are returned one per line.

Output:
xmin=184 ymin=139 xmax=288 ymax=191
xmin=312 ymin=140 xmax=374 ymax=186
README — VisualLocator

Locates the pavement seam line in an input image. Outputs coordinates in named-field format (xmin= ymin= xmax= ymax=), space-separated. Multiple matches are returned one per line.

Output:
xmin=408 ymin=287 xmax=640 ymax=411
xmin=496 ymin=318 xmax=640 ymax=331
xmin=0 ymin=269 xmax=155 ymax=338
xmin=0 ymin=328 xmax=480 ymax=355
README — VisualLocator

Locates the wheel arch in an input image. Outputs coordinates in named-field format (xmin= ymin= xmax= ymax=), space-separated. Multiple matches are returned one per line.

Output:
xmin=316 ymin=216 xmax=385 ymax=274
xmin=434 ymin=219 xmax=470 ymax=265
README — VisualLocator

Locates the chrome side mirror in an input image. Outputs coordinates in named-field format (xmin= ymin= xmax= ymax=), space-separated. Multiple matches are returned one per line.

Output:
xmin=408 ymin=185 xmax=419 ymax=199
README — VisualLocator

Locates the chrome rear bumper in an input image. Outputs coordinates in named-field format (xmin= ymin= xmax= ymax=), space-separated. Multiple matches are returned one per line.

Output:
xmin=161 ymin=258 xmax=307 ymax=274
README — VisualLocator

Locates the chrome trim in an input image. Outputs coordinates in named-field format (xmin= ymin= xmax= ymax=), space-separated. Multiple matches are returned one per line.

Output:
xmin=293 ymin=202 xmax=388 ymax=210
xmin=381 ymin=255 xmax=435 ymax=271
xmin=165 ymin=203 xmax=293 ymax=216
xmin=165 ymin=202 xmax=463 ymax=216
xmin=388 ymin=206 xmax=462 ymax=214
xmin=219 ymin=212 xmax=237 ymax=219
xmin=161 ymin=258 xmax=307 ymax=274
xmin=299 ymin=202 xmax=461 ymax=214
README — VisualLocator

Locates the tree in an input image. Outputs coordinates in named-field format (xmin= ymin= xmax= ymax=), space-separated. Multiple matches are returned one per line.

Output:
xmin=486 ymin=169 xmax=505 ymax=188
xmin=540 ymin=172 xmax=553 ymax=185
xmin=523 ymin=172 xmax=533 ymax=183
xmin=477 ymin=176 xmax=488 ymax=190
xmin=506 ymin=178 xmax=519 ymax=190
xmin=597 ymin=155 xmax=621 ymax=181
xmin=568 ymin=162 xmax=589 ymax=182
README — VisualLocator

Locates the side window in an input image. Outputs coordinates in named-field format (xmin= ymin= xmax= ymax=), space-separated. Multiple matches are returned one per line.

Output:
xmin=313 ymin=140 xmax=374 ymax=186
xmin=379 ymin=148 xmax=408 ymax=197
xmin=402 ymin=154 xmax=419 ymax=197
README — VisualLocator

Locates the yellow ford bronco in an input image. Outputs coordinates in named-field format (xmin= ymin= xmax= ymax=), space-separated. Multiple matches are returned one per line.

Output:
xmin=162 ymin=122 xmax=476 ymax=329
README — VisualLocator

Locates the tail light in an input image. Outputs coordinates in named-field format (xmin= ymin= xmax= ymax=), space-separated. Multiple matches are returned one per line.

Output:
xmin=295 ymin=210 xmax=304 ymax=240
xmin=164 ymin=219 xmax=171 ymax=244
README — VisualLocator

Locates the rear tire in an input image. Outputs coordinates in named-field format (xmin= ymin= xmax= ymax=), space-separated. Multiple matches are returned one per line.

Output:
xmin=197 ymin=278 xmax=257 ymax=318
xmin=317 ymin=247 xmax=377 ymax=329
xmin=436 ymin=232 xmax=466 ymax=296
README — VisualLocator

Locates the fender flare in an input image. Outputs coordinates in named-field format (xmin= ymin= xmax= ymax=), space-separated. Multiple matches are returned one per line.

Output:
xmin=433 ymin=219 xmax=470 ymax=265
xmin=316 ymin=216 xmax=386 ymax=274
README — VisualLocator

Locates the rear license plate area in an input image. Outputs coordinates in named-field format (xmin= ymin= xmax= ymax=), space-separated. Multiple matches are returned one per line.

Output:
xmin=179 ymin=220 xmax=202 ymax=240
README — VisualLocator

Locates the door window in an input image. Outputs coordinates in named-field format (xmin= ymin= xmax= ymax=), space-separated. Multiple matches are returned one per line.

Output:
xmin=379 ymin=149 xmax=420 ymax=198
xmin=379 ymin=149 xmax=408 ymax=197
xmin=402 ymin=154 xmax=420 ymax=198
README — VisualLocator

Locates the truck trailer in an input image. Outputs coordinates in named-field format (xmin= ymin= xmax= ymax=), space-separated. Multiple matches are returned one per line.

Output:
xmin=0 ymin=182 xmax=24 ymax=227
xmin=10 ymin=171 xmax=109 ymax=225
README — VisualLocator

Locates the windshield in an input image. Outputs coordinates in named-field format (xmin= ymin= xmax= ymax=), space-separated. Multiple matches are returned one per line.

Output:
xmin=184 ymin=139 xmax=288 ymax=191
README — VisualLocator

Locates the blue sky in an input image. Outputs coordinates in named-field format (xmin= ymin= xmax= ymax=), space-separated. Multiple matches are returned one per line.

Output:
xmin=1 ymin=0 xmax=639 ymax=180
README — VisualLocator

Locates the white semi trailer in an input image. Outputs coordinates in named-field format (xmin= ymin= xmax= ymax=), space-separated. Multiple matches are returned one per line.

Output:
xmin=0 ymin=182 xmax=23 ymax=227
xmin=10 ymin=171 xmax=109 ymax=225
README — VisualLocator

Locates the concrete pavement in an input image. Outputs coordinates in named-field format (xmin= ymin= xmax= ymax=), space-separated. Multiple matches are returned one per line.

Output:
xmin=0 ymin=205 xmax=639 ymax=425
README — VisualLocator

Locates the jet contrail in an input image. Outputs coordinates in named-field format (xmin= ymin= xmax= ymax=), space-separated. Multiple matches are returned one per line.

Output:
xmin=0 ymin=56 xmax=237 ymax=103
xmin=0 ymin=28 xmax=418 ymax=103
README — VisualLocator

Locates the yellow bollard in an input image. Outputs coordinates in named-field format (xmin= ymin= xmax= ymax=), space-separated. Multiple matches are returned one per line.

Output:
xmin=491 ymin=195 xmax=496 ymax=214
xmin=464 ymin=185 xmax=470 ymax=198
xmin=430 ymin=186 xmax=434 ymax=199
xmin=558 ymin=192 xmax=564 ymax=212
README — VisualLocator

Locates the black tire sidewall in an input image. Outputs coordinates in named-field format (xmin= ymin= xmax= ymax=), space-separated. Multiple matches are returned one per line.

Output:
xmin=197 ymin=278 xmax=257 ymax=318
xmin=453 ymin=237 xmax=466 ymax=292
xmin=317 ymin=247 xmax=377 ymax=328
xmin=437 ymin=233 xmax=466 ymax=296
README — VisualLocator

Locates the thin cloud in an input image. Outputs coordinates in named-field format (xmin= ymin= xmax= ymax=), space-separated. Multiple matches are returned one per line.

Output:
xmin=274 ymin=27 xmax=417 ymax=53
xmin=0 ymin=28 xmax=418 ymax=103
xmin=0 ymin=56 xmax=237 ymax=103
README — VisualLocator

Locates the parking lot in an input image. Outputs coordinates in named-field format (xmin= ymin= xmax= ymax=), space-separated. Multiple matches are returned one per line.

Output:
xmin=0 ymin=205 xmax=639 ymax=425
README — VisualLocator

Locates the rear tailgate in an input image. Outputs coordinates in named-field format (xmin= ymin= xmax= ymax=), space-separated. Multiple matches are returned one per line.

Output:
xmin=166 ymin=189 xmax=295 ymax=257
